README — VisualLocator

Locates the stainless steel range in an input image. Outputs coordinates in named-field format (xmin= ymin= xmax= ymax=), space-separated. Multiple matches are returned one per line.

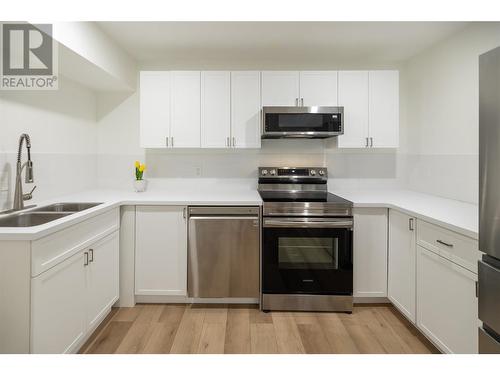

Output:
xmin=258 ymin=167 xmax=353 ymax=313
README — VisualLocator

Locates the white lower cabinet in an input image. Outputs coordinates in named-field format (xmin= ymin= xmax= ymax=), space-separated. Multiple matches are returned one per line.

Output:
xmin=388 ymin=210 xmax=416 ymax=323
xmin=86 ymin=231 xmax=120 ymax=332
xmin=31 ymin=251 xmax=87 ymax=354
xmin=416 ymin=245 xmax=478 ymax=353
xmin=135 ymin=206 xmax=187 ymax=296
xmin=353 ymin=208 xmax=388 ymax=298
xmin=31 ymin=230 xmax=119 ymax=353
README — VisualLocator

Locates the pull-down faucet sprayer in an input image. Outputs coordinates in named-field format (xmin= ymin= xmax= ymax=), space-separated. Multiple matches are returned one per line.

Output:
xmin=13 ymin=133 xmax=36 ymax=211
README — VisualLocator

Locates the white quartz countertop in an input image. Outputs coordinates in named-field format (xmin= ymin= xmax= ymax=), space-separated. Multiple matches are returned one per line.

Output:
xmin=0 ymin=187 xmax=478 ymax=241
xmin=0 ymin=187 xmax=262 ymax=240
xmin=331 ymin=189 xmax=478 ymax=239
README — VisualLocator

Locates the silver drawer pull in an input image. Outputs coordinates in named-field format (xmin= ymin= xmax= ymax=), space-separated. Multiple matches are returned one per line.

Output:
xmin=84 ymin=252 xmax=89 ymax=266
xmin=436 ymin=239 xmax=453 ymax=247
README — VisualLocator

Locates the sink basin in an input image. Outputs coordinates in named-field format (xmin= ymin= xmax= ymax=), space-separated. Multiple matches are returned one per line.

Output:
xmin=0 ymin=202 xmax=103 ymax=227
xmin=32 ymin=202 xmax=103 ymax=213
xmin=0 ymin=212 xmax=73 ymax=227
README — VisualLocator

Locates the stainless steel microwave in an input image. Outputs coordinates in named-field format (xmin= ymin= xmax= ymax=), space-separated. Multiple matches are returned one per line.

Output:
xmin=261 ymin=106 xmax=344 ymax=139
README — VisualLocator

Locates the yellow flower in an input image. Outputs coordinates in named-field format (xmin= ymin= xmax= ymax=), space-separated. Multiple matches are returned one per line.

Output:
xmin=139 ymin=164 xmax=146 ymax=172
xmin=135 ymin=161 xmax=140 ymax=169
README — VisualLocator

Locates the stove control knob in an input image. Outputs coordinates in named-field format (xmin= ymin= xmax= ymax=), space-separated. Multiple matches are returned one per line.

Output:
xmin=261 ymin=169 xmax=268 ymax=176
xmin=270 ymin=169 xmax=277 ymax=176
xmin=318 ymin=170 xmax=325 ymax=176
xmin=310 ymin=169 xmax=317 ymax=176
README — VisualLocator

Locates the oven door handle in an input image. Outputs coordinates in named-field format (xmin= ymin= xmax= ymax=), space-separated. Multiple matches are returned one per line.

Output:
xmin=263 ymin=218 xmax=353 ymax=229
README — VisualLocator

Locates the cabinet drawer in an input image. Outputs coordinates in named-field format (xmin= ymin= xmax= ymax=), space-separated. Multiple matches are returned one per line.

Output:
xmin=417 ymin=220 xmax=479 ymax=273
xmin=32 ymin=208 xmax=119 ymax=277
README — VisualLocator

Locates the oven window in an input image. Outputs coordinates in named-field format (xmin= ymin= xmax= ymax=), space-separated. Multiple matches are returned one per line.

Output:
xmin=278 ymin=237 xmax=338 ymax=270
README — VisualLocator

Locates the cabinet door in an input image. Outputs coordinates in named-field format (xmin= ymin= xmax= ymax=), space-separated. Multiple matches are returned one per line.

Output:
xmin=31 ymin=251 xmax=86 ymax=353
xmin=261 ymin=71 xmax=300 ymax=106
xmin=171 ymin=71 xmax=201 ymax=148
xmin=139 ymin=71 xmax=171 ymax=148
xmin=417 ymin=245 xmax=478 ymax=353
xmin=337 ymin=71 xmax=369 ymax=148
xmin=353 ymin=208 xmax=388 ymax=298
xmin=135 ymin=206 xmax=187 ymax=296
xmin=86 ymin=231 xmax=119 ymax=332
xmin=299 ymin=71 xmax=338 ymax=106
xmin=369 ymin=71 xmax=399 ymax=148
xmin=231 ymin=71 xmax=261 ymax=148
xmin=388 ymin=209 xmax=416 ymax=323
xmin=201 ymin=71 xmax=231 ymax=148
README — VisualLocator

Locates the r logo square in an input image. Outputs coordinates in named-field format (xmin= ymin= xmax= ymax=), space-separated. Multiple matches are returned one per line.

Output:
xmin=1 ymin=23 xmax=58 ymax=90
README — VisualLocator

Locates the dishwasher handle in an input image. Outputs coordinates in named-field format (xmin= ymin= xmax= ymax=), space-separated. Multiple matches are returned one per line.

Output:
xmin=189 ymin=216 xmax=259 ymax=221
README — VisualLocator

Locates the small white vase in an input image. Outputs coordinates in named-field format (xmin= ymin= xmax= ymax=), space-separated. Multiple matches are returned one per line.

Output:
xmin=134 ymin=179 xmax=147 ymax=192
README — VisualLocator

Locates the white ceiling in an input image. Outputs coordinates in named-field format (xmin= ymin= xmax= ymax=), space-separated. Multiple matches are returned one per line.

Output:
xmin=97 ymin=22 xmax=469 ymax=66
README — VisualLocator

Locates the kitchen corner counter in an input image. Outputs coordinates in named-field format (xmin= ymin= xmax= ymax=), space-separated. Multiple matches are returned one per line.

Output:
xmin=331 ymin=189 xmax=478 ymax=239
xmin=0 ymin=188 xmax=263 ymax=241
xmin=0 ymin=187 xmax=478 ymax=241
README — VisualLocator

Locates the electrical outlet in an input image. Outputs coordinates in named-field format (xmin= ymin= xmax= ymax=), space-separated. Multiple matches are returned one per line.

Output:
xmin=195 ymin=166 xmax=202 ymax=177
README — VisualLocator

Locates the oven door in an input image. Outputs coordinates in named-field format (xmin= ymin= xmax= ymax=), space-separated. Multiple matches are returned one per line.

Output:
xmin=262 ymin=217 xmax=353 ymax=295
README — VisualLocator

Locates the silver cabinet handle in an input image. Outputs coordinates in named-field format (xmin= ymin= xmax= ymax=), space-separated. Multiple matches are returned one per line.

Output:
xmin=365 ymin=137 xmax=369 ymax=147
xmin=171 ymin=137 xmax=174 ymax=147
xmin=226 ymin=137 xmax=230 ymax=147
xmin=370 ymin=137 xmax=373 ymax=147
xmin=183 ymin=207 xmax=186 ymax=219
xmin=89 ymin=249 xmax=94 ymax=263
xmin=232 ymin=137 xmax=236 ymax=147
xmin=295 ymin=98 xmax=299 ymax=106
xmin=166 ymin=137 xmax=169 ymax=147
xmin=301 ymin=98 xmax=304 ymax=106
xmin=84 ymin=252 xmax=89 ymax=266
xmin=436 ymin=239 xmax=453 ymax=247
xmin=409 ymin=218 xmax=414 ymax=231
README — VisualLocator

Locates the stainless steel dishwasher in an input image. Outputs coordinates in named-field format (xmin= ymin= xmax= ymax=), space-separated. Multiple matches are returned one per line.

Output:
xmin=188 ymin=206 xmax=260 ymax=298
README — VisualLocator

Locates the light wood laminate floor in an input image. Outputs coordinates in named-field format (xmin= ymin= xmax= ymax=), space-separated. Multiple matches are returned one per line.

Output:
xmin=79 ymin=304 xmax=439 ymax=354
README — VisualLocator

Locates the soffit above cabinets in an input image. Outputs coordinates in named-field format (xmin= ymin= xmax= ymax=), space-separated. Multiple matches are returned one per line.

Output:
xmin=98 ymin=22 xmax=468 ymax=65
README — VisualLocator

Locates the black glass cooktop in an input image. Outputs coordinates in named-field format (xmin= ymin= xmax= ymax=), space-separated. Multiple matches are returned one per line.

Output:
xmin=258 ymin=191 xmax=352 ymax=205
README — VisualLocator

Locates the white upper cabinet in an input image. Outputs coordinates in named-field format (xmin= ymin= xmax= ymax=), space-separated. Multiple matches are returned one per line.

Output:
xmin=299 ymin=71 xmax=338 ymax=106
xmin=338 ymin=71 xmax=369 ymax=148
xmin=369 ymin=71 xmax=399 ymax=148
xmin=171 ymin=71 xmax=201 ymax=148
xmin=139 ymin=70 xmax=397 ymax=149
xmin=388 ymin=209 xmax=417 ymax=323
xmin=231 ymin=71 xmax=261 ymax=148
xmin=261 ymin=71 xmax=300 ymax=106
xmin=338 ymin=70 xmax=399 ymax=148
xmin=201 ymin=71 xmax=231 ymax=148
xmin=139 ymin=71 xmax=171 ymax=148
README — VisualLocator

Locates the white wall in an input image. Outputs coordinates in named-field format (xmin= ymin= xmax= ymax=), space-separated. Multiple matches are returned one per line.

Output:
xmin=0 ymin=77 xmax=98 ymax=210
xmin=96 ymin=89 xmax=404 ymax=191
xmin=401 ymin=22 xmax=500 ymax=204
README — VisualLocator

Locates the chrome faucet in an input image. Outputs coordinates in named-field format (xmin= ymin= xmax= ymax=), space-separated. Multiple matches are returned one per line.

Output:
xmin=13 ymin=133 xmax=36 ymax=211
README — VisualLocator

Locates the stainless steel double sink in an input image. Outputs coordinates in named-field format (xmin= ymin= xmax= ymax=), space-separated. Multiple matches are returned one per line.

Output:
xmin=0 ymin=203 xmax=103 ymax=227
